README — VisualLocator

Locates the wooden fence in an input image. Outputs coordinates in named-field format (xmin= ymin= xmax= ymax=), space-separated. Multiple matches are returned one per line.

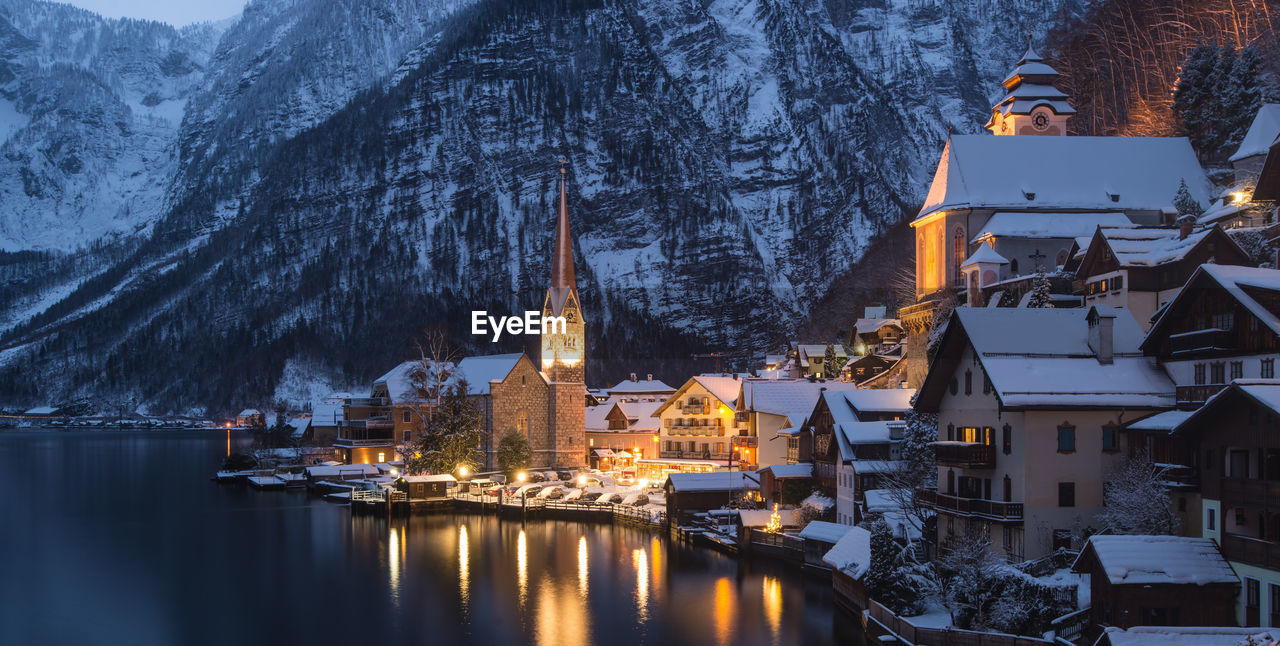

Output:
xmin=865 ymin=600 xmax=1056 ymax=646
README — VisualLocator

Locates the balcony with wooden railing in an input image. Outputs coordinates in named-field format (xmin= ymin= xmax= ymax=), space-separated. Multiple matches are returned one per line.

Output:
xmin=1169 ymin=328 xmax=1234 ymax=356
xmin=1176 ymin=384 xmax=1227 ymax=406
xmin=1222 ymin=478 xmax=1280 ymax=509
xmin=934 ymin=441 xmax=996 ymax=469
xmin=1222 ymin=533 xmax=1280 ymax=570
xmin=916 ymin=488 xmax=1024 ymax=522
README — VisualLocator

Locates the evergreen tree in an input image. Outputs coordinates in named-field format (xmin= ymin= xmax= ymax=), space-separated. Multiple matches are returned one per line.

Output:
xmin=1173 ymin=179 xmax=1204 ymax=217
xmin=1172 ymin=42 xmax=1220 ymax=151
xmin=823 ymin=344 xmax=847 ymax=379
xmin=405 ymin=380 xmax=483 ymax=475
xmin=496 ymin=429 xmax=533 ymax=478
xmin=1227 ymin=45 xmax=1264 ymax=148
xmin=1026 ymin=268 xmax=1054 ymax=308
xmin=863 ymin=516 xmax=924 ymax=614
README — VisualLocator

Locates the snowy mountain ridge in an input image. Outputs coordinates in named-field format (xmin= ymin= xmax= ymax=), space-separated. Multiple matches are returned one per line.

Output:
xmin=0 ymin=0 xmax=1072 ymax=413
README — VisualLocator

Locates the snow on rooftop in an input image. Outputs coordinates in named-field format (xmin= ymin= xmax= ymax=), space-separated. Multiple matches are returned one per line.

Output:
xmin=454 ymin=353 xmax=523 ymax=395
xmin=822 ymin=526 xmax=871 ymax=578
xmin=305 ymin=464 xmax=380 ymax=477
xmin=401 ymin=474 xmax=456 ymax=483
xmin=666 ymin=471 xmax=759 ymax=492
xmin=374 ymin=360 xmax=446 ymax=404
xmin=237 ymin=409 xmax=261 ymax=417
xmin=842 ymin=388 xmax=916 ymax=414
xmin=798 ymin=520 xmax=852 ymax=544
xmin=762 ymin=463 xmax=813 ymax=479
xmin=854 ymin=318 xmax=901 ymax=334
xmin=24 ymin=406 xmax=57 ymax=415
xmin=960 ymin=243 xmax=1009 ymax=268
xmin=616 ymin=400 xmax=662 ymax=430
xmin=608 ymin=377 xmax=677 ymax=394
xmin=1230 ymin=103 xmax=1280 ymax=162
xmin=1103 ymin=626 xmax=1277 ymax=646
xmin=972 ymin=212 xmax=1134 ymax=243
xmin=1190 ymin=265 xmax=1280 ymax=336
xmin=691 ymin=375 xmax=744 ymax=407
xmin=1127 ymin=410 xmax=1193 ymax=433
xmin=1100 ymin=226 xmax=1213 ymax=267
xmin=1076 ymin=535 xmax=1237 ymax=586
xmin=919 ymin=136 xmax=1209 ymax=221
xmin=954 ymin=308 xmax=1175 ymax=408
xmin=287 ymin=417 xmax=310 ymax=438
xmin=744 ymin=379 xmax=857 ymax=428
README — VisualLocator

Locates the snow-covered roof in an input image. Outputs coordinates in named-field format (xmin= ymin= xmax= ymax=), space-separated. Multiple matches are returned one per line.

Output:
xmin=311 ymin=396 xmax=346 ymax=426
xmin=960 ymin=244 xmax=1009 ymax=268
xmin=238 ymin=409 xmax=261 ymax=417
xmin=287 ymin=417 xmax=311 ymax=439
xmin=854 ymin=318 xmax=902 ymax=335
xmin=739 ymin=508 xmax=801 ymax=528
xmin=850 ymin=460 xmax=903 ymax=475
xmin=1127 ymin=410 xmax=1194 ymax=433
xmin=841 ymin=388 xmax=916 ymax=415
xmin=918 ymin=136 xmax=1209 ymax=221
xmin=666 ymin=471 xmax=759 ymax=492
xmin=454 ymin=353 xmax=523 ymax=395
xmin=616 ymin=400 xmax=662 ymax=431
xmin=683 ymin=375 xmax=739 ymax=407
xmin=1231 ymin=103 xmax=1280 ymax=162
xmin=924 ymin=307 xmax=1175 ymax=410
xmin=1074 ymin=535 xmax=1237 ymax=586
xmin=1235 ymin=380 xmax=1280 ymax=415
xmin=24 ymin=406 xmax=57 ymax=415
xmin=585 ymin=403 xmax=613 ymax=431
xmin=1094 ymin=226 xmax=1215 ymax=268
xmin=798 ymin=520 xmax=852 ymax=544
xmin=608 ymin=377 xmax=677 ymax=394
xmin=744 ymin=379 xmax=857 ymax=429
xmin=374 ymin=360 xmax=446 ymax=404
xmin=863 ymin=489 xmax=925 ymax=541
xmin=762 ymin=463 xmax=813 ymax=479
xmin=1149 ymin=265 xmax=1280 ymax=344
xmin=305 ymin=464 xmax=380 ymax=478
xmin=972 ymin=212 xmax=1133 ymax=243
xmin=400 ymin=474 xmax=456 ymax=483
xmin=821 ymin=526 xmax=871 ymax=578
xmin=1102 ymin=626 xmax=1277 ymax=646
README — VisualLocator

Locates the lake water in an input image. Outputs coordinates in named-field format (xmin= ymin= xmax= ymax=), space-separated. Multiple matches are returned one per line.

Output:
xmin=0 ymin=429 xmax=866 ymax=645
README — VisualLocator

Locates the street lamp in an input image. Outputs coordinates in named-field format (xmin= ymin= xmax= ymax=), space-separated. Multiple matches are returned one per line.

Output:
xmin=458 ymin=465 xmax=469 ymax=478
xmin=516 ymin=471 xmax=528 ymax=514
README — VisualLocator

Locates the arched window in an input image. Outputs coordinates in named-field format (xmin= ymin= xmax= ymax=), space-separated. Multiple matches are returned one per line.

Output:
xmin=1056 ymin=249 xmax=1068 ymax=268
xmin=516 ymin=411 xmax=528 ymax=437
xmin=952 ymin=227 xmax=966 ymax=286
xmin=1010 ymin=258 xmax=1019 ymax=274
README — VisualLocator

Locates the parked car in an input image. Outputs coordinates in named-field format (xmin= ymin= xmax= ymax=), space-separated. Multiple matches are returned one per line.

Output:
xmin=528 ymin=472 xmax=547 ymax=483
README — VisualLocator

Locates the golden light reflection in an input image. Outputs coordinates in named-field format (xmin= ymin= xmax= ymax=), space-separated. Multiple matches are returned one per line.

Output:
xmin=459 ymin=524 xmax=470 ymax=611
xmin=535 ymin=578 xmax=590 ymax=646
xmin=517 ymin=528 xmax=528 ymax=606
xmin=225 ymin=429 xmax=230 ymax=457
xmin=650 ymin=536 xmax=662 ymax=595
xmin=388 ymin=526 xmax=404 ymax=606
xmin=632 ymin=548 xmax=649 ymax=622
xmin=577 ymin=536 xmax=588 ymax=597
xmin=763 ymin=576 xmax=782 ymax=645
xmin=713 ymin=577 xmax=734 ymax=646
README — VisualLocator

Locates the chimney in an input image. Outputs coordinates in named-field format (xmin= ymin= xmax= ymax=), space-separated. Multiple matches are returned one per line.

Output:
xmin=1178 ymin=214 xmax=1195 ymax=240
xmin=1087 ymin=307 xmax=1115 ymax=365
xmin=646 ymin=373 xmax=653 ymax=381
xmin=629 ymin=372 xmax=637 ymax=382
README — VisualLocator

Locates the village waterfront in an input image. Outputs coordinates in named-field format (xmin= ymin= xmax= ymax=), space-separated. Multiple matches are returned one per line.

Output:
xmin=0 ymin=428 xmax=865 ymax=646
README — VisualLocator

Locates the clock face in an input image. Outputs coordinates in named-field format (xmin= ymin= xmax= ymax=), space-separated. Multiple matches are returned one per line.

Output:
xmin=1032 ymin=111 xmax=1051 ymax=131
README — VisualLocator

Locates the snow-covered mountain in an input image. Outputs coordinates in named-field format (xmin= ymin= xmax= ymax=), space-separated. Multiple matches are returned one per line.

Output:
xmin=0 ymin=0 xmax=1071 ymax=413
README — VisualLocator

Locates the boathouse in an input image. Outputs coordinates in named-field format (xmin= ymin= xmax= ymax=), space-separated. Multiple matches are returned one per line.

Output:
xmin=395 ymin=474 xmax=456 ymax=500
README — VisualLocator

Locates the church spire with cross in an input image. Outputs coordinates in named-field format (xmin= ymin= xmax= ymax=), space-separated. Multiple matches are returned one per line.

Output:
xmin=541 ymin=161 xmax=586 ymax=384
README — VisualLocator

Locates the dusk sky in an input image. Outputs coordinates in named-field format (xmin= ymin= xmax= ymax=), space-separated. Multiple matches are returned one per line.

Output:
xmin=62 ymin=0 xmax=246 ymax=26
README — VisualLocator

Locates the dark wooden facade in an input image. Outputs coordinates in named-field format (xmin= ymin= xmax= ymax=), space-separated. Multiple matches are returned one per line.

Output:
xmin=1143 ymin=271 xmax=1280 ymax=363
xmin=1075 ymin=548 xmax=1238 ymax=628
xmin=1075 ymin=226 xmax=1250 ymax=296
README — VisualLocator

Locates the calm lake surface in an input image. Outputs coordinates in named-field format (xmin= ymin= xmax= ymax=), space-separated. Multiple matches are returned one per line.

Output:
xmin=0 ymin=429 xmax=866 ymax=645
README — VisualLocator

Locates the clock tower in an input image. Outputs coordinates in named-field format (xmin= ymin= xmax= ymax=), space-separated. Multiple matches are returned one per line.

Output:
xmin=539 ymin=166 xmax=587 ymax=468
xmin=985 ymin=44 xmax=1074 ymax=136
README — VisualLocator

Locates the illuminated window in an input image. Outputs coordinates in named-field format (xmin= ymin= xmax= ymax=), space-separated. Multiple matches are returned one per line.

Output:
xmin=952 ymin=227 xmax=966 ymax=286
xmin=516 ymin=411 xmax=528 ymax=436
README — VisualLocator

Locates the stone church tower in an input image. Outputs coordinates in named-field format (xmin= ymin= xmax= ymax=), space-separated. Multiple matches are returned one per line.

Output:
xmin=540 ymin=168 xmax=586 ymax=467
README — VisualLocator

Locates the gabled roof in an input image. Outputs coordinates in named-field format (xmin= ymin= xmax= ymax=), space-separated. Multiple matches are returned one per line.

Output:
xmin=960 ymin=243 xmax=1009 ymax=268
xmin=1080 ymin=225 xmax=1248 ymax=275
xmin=854 ymin=318 xmax=902 ymax=335
xmin=971 ymin=212 xmax=1133 ymax=243
xmin=608 ymin=377 xmax=677 ymax=395
xmin=841 ymin=388 xmax=916 ymax=415
xmin=1144 ymin=265 xmax=1280 ymax=353
xmin=798 ymin=520 xmax=851 ymax=544
xmin=917 ymin=136 xmax=1209 ymax=222
xmin=616 ymin=400 xmax=662 ymax=431
xmin=374 ymin=360 xmax=449 ymax=404
xmin=1101 ymin=626 xmax=1279 ymax=646
xmin=742 ymin=379 xmax=859 ymax=430
xmin=1072 ymin=535 xmax=1237 ymax=586
xmin=821 ymin=526 xmax=871 ymax=578
xmin=1230 ymin=103 xmax=1280 ymax=162
xmin=665 ymin=471 xmax=759 ymax=492
xmin=455 ymin=353 xmax=524 ymax=395
xmin=1175 ymin=380 xmax=1280 ymax=436
xmin=918 ymin=307 xmax=1174 ymax=411
xmin=692 ymin=375 xmax=743 ymax=407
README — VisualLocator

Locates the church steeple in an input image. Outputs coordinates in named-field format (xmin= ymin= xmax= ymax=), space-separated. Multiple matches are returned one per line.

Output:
xmin=541 ymin=163 xmax=585 ymax=384
xmin=985 ymin=42 xmax=1075 ymax=136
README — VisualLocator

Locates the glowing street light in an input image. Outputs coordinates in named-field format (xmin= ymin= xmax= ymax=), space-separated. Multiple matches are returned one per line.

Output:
xmin=516 ymin=471 xmax=527 ymax=483
xmin=458 ymin=465 xmax=469 ymax=478
xmin=577 ymin=475 xmax=587 ymax=487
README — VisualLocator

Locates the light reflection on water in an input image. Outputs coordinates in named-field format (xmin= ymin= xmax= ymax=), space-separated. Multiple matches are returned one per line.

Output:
xmin=0 ymin=430 xmax=865 ymax=646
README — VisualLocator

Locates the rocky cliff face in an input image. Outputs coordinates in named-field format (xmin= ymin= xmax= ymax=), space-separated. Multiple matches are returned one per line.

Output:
xmin=0 ymin=0 xmax=1069 ymax=413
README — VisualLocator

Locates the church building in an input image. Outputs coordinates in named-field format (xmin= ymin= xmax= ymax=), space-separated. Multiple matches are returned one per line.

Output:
xmin=902 ymin=44 xmax=1211 ymax=386
xmin=488 ymin=168 xmax=588 ymax=469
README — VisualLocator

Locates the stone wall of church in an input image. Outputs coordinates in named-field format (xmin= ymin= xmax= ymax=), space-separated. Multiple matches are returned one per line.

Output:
xmin=548 ymin=382 xmax=586 ymax=468
xmin=490 ymin=357 xmax=552 ymax=467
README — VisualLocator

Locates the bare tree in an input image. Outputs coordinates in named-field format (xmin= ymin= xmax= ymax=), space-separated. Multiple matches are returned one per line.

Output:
xmin=1096 ymin=451 xmax=1181 ymax=536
